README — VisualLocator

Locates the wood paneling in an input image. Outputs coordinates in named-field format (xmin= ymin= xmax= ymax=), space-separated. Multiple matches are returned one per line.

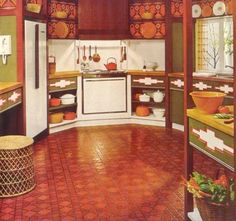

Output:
xmin=78 ymin=0 xmax=129 ymax=39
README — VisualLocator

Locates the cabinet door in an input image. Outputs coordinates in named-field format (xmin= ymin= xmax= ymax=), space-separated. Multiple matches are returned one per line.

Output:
xmin=78 ymin=0 xmax=129 ymax=39
xmin=170 ymin=89 xmax=184 ymax=125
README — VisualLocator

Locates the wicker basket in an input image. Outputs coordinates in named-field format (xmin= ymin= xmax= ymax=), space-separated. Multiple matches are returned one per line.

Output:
xmin=195 ymin=198 xmax=234 ymax=221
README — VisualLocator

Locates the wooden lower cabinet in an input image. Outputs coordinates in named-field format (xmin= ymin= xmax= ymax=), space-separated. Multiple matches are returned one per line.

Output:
xmin=170 ymin=89 xmax=184 ymax=125
xmin=48 ymin=76 xmax=78 ymax=128
xmin=131 ymin=74 xmax=165 ymax=121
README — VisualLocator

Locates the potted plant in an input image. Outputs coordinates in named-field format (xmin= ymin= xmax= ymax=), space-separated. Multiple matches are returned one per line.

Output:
xmin=183 ymin=171 xmax=235 ymax=221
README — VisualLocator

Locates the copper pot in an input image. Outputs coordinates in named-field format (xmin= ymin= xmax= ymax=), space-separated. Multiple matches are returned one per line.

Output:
xmin=64 ymin=112 xmax=77 ymax=120
xmin=49 ymin=98 xmax=61 ymax=107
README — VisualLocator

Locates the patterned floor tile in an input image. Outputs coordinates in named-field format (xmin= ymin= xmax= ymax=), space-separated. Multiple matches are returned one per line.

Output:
xmin=0 ymin=125 xmax=226 ymax=221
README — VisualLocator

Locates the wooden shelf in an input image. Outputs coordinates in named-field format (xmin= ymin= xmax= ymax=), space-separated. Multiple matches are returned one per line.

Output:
xmin=131 ymin=85 xmax=165 ymax=89
xmin=49 ymin=103 xmax=77 ymax=111
xmin=132 ymin=113 xmax=165 ymax=121
xmin=49 ymin=118 xmax=78 ymax=128
xmin=132 ymin=100 xmax=164 ymax=106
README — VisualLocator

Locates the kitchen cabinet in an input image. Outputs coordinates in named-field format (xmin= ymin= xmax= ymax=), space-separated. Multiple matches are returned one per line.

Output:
xmin=48 ymin=76 xmax=78 ymax=128
xmin=0 ymin=83 xmax=23 ymax=136
xmin=170 ymin=89 xmax=184 ymax=125
xmin=131 ymin=74 xmax=165 ymax=121
xmin=48 ymin=0 xmax=78 ymax=39
xmin=78 ymin=0 xmax=129 ymax=39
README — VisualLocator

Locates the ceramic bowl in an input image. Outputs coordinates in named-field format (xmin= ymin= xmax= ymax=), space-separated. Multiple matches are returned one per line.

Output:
xmin=49 ymin=98 xmax=61 ymax=107
xmin=190 ymin=91 xmax=226 ymax=114
xmin=152 ymin=108 xmax=165 ymax=118
xmin=146 ymin=62 xmax=158 ymax=71
xmin=49 ymin=112 xmax=64 ymax=124
xmin=141 ymin=12 xmax=154 ymax=20
xmin=139 ymin=94 xmax=150 ymax=102
xmin=26 ymin=3 xmax=42 ymax=13
xmin=60 ymin=94 xmax=75 ymax=105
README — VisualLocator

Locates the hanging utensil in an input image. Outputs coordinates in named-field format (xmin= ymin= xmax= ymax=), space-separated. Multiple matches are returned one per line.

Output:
xmin=120 ymin=46 xmax=123 ymax=62
xmin=89 ymin=45 xmax=92 ymax=61
xmin=76 ymin=47 xmax=80 ymax=64
xmin=83 ymin=45 xmax=87 ymax=61
xmin=123 ymin=46 xmax=127 ymax=61
xmin=92 ymin=46 xmax=100 ymax=62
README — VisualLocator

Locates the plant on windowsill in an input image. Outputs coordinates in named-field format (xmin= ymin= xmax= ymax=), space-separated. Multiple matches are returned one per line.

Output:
xmin=224 ymin=36 xmax=233 ymax=56
xmin=182 ymin=171 xmax=235 ymax=221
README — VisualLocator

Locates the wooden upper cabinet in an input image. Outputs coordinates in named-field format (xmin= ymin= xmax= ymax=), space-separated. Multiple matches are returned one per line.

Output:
xmin=78 ymin=0 xmax=129 ymax=40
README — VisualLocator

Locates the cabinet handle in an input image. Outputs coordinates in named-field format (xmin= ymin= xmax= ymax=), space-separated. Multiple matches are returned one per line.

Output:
xmin=35 ymin=24 xmax=39 ymax=89
xmin=84 ymin=78 xmax=125 ymax=82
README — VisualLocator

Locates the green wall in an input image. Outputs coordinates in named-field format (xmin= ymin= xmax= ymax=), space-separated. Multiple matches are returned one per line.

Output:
xmin=0 ymin=16 xmax=17 ymax=82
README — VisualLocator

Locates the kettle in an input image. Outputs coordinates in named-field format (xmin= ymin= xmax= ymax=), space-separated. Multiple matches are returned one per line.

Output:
xmin=104 ymin=57 xmax=117 ymax=70
xmin=153 ymin=90 xmax=165 ymax=103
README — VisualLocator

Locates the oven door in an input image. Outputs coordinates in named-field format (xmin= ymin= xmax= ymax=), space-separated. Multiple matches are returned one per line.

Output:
xmin=83 ymin=77 xmax=127 ymax=114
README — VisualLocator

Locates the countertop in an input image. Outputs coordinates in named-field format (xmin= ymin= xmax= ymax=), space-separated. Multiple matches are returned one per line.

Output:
xmin=49 ymin=70 xmax=166 ymax=79
xmin=0 ymin=82 xmax=23 ymax=94
xmin=169 ymin=72 xmax=233 ymax=82
xmin=49 ymin=71 xmax=233 ymax=82
xmin=49 ymin=71 xmax=81 ymax=79
xmin=128 ymin=70 xmax=165 ymax=76
xmin=187 ymin=108 xmax=233 ymax=136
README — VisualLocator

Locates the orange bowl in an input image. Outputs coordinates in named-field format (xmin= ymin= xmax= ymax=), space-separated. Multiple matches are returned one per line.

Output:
xmin=190 ymin=91 xmax=226 ymax=114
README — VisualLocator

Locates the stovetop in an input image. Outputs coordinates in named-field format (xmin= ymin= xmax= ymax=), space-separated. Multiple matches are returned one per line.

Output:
xmin=82 ymin=70 xmax=127 ymax=78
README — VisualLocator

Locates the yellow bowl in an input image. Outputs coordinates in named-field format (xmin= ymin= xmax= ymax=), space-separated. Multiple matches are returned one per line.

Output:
xmin=190 ymin=91 xmax=226 ymax=114
xmin=141 ymin=12 xmax=154 ymax=20
xmin=49 ymin=112 xmax=64 ymax=124
xmin=54 ymin=11 xmax=68 ymax=19
xmin=26 ymin=3 xmax=42 ymax=14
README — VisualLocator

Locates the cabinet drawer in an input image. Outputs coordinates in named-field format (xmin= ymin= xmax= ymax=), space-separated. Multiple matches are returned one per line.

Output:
xmin=0 ymin=88 xmax=22 ymax=113
xmin=8 ymin=88 xmax=22 ymax=107
xmin=189 ymin=117 xmax=234 ymax=171
xmin=169 ymin=77 xmax=184 ymax=90
xmin=0 ymin=93 xmax=8 ymax=112
xmin=49 ymin=77 xmax=77 ymax=92
xmin=131 ymin=75 xmax=165 ymax=88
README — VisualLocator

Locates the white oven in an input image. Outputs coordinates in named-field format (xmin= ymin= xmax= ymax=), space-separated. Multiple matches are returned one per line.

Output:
xmin=82 ymin=77 xmax=127 ymax=114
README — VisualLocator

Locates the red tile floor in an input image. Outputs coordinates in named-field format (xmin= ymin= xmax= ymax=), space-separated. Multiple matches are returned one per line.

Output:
xmin=0 ymin=125 xmax=226 ymax=221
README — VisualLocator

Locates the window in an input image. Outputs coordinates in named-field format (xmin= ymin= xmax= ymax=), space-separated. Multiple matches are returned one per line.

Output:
xmin=195 ymin=16 xmax=233 ymax=74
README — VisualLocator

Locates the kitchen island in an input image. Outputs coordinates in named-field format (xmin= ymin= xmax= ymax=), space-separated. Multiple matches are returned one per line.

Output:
xmin=187 ymin=108 xmax=234 ymax=171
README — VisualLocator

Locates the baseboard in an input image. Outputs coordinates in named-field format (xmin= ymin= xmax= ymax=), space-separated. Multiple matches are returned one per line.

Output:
xmin=172 ymin=123 xmax=184 ymax=131
xmin=33 ymin=128 xmax=49 ymax=142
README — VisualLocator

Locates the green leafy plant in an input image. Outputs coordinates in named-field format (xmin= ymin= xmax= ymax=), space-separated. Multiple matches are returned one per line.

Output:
xmin=224 ymin=36 xmax=233 ymax=56
xmin=183 ymin=171 xmax=234 ymax=206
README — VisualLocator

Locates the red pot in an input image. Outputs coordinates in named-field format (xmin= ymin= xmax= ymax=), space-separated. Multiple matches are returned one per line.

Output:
xmin=64 ymin=112 xmax=77 ymax=120
xmin=49 ymin=98 xmax=61 ymax=107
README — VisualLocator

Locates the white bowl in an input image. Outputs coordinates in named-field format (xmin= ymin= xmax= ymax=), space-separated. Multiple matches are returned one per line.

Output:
xmin=152 ymin=108 xmax=165 ymax=118
xmin=60 ymin=94 xmax=75 ymax=105
xmin=139 ymin=94 xmax=150 ymax=102
xmin=146 ymin=62 xmax=158 ymax=71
